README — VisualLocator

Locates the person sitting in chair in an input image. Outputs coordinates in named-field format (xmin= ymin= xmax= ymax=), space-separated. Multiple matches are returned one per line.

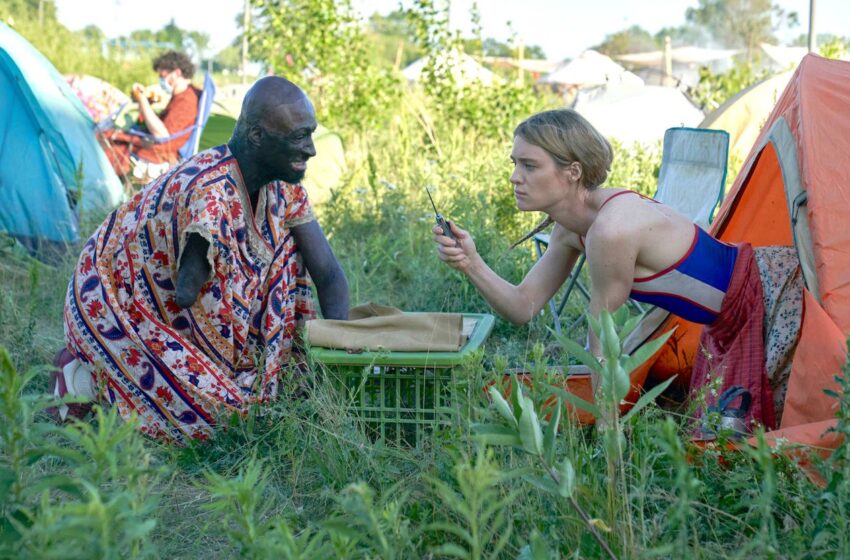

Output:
xmin=100 ymin=50 xmax=200 ymax=183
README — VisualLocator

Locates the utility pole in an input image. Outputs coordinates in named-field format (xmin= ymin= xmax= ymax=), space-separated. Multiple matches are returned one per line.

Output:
xmin=807 ymin=0 xmax=816 ymax=53
xmin=663 ymin=36 xmax=673 ymax=87
xmin=241 ymin=0 xmax=251 ymax=85
xmin=38 ymin=0 xmax=43 ymax=27
xmin=516 ymin=37 xmax=525 ymax=85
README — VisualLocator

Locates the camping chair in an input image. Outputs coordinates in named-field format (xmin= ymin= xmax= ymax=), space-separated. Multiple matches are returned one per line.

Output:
xmin=534 ymin=126 xmax=730 ymax=335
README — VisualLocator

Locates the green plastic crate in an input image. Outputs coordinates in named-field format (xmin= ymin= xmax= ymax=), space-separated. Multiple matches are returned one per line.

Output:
xmin=309 ymin=313 xmax=495 ymax=446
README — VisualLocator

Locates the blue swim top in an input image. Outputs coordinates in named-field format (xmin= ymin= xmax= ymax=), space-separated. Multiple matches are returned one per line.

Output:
xmin=630 ymin=224 xmax=738 ymax=324
xmin=582 ymin=190 xmax=738 ymax=325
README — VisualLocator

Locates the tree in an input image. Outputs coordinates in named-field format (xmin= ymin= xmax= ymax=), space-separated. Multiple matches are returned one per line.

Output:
xmin=247 ymin=0 xmax=402 ymax=129
xmin=653 ymin=25 xmax=707 ymax=47
xmin=472 ymin=37 xmax=546 ymax=59
xmin=213 ymin=45 xmax=241 ymax=72
xmin=792 ymin=32 xmax=848 ymax=48
xmin=594 ymin=25 xmax=658 ymax=56
xmin=686 ymin=0 xmax=799 ymax=61
xmin=80 ymin=24 xmax=105 ymax=45
xmin=0 ymin=0 xmax=57 ymax=23
xmin=156 ymin=19 xmax=185 ymax=49
xmin=365 ymin=9 xmax=423 ymax=69
xmin=186 ymin=30 xmax=211 ymax=61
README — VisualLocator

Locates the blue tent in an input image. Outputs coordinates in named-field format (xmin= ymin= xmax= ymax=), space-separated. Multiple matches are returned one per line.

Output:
xmin=0 ymin=22 xmax=123 ymax=253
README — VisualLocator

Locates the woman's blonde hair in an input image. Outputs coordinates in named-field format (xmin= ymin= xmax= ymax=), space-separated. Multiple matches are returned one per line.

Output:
xmin=509 ymin=109 xmax=614 ymax=249
xmin=514 ymin=108 xmax=613 ymax=189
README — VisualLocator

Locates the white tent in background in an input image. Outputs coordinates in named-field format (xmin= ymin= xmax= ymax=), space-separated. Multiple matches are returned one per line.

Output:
xmin=617 ymin=46 xmax=740 ymax=67
xmin=481 ymin=56 xmax=559 ymax=75
xmin=573 ymin=84 xmax=704 ymax=146
xmin=540 ymin=50 xmax=642 ymax=88
xmin=402 ymin=51 xmax=503 ymax=86
xmin=760 ymin=43 xmax=809 ymax=70
xmin=699 ymin=71 xmax=794 ymax=161
xmin=617 ymin=45 xmax=739 ymax=86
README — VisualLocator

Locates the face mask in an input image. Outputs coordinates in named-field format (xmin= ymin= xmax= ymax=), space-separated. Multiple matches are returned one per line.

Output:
xmin=159 ymin=76 xmax=173 ymax=95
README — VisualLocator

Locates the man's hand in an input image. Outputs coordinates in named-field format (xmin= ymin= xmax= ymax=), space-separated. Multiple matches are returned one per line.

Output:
xmin=175 ymin=233 xmax=211 ymax=309
xmin=131 ymin=83 xmax=145 ymax=102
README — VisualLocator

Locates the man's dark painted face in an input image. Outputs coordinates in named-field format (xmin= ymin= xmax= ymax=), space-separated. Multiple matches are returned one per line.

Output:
xmin=259 ymin=98 xmax=317 ymax=184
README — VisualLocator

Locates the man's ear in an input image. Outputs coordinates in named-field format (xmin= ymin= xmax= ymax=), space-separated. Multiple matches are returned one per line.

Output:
xmin=247 ymin=125 xmax=263 ymax=147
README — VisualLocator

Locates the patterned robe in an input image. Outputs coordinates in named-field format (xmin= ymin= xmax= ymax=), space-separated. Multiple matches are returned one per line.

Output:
xmin=64 ymin=145 xmax=316 ymax=441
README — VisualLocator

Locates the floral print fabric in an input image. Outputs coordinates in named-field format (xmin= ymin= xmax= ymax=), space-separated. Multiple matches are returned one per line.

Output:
xmin=64 ymin=145 xmax=316 ymax=442
xmin=753 ymin=245 xmax=804 ymax=422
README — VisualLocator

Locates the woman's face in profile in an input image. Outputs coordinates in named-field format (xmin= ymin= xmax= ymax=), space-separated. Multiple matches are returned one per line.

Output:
xmin=510 ymin=136 xmax=569 ymax=212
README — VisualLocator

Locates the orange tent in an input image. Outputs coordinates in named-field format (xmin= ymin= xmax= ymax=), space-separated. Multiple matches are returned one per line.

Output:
xmin=643 ymin=54 xmax=850 ymax=451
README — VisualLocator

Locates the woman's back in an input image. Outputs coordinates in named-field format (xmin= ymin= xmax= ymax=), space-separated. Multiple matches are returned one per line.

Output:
xmin=584 ymin=188 xmax=738 ymax=324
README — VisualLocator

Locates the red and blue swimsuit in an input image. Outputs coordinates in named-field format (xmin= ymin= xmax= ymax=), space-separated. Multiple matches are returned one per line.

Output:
xmin=582 ymin=190 xmax=738 ymax=325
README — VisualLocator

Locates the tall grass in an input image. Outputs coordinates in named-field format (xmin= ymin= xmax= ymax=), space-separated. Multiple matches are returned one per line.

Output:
xmin=1 ymin=14 xmax=848 ymax=559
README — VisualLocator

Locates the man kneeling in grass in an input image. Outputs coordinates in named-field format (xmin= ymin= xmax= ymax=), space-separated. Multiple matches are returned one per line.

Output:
xmin=57 ymin=77 xmax=349 ymax=442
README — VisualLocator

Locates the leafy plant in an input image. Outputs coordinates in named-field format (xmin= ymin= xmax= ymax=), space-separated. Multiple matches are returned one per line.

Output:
xmin=689 ymin=61 xmax=770 ymax=112
xmin=557 ymin=310 xmax=673 ymax=550
xmin=1 ymin=347 xmax=162 ymax=559
xmin=425 ymin=449 xmax=516 ymax=560
xmin=203 ymin=458 xmax=333 ymax=559
xmin=324 ymin=482 xmax=415 ymax=559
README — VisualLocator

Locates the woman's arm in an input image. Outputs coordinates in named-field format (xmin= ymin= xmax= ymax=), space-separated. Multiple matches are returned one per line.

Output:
xmin=585 ymin=225 xmax=638 ymax=356
xmin=433 ymin=222 xmax=580 ymax=325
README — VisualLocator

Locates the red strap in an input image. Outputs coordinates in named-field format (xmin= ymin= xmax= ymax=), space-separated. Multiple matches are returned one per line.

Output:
xmin=579 ymin=190 xmax=646 ymax=247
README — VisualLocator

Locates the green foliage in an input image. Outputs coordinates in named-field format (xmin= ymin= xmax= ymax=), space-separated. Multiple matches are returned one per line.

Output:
xmin=607 ymin=139 xmax=663 ymax=195
xmin=6 ymin=16 xmax=152 ymax=92
xmin=595 ymin=25 xmax=659 ymax=57
xmin=203 ymin=459 xmax=333 ymax=559
xmin=4 ymin=2 xmax=850 ymax=557
xmin=404 ymin=0 xmax=549 ymax=142
xmin=820 ymin=36 xmax=850 ymax=60
xmin=653 ymin=24 xmax=707 ymax=46
xmin=326 ymin=482 xmax=416 ymax=558
xmin=805 ymin=340 xmax=850 ymax=557
xmin=473 ymin=37 xmax=546 ymax=59
xmin=689 ymin=61 xmax=771 ymax=113
xmin=0 ymin=347 xmax=162 ymax=559
xmin=248 ymin=0 xmax=403 ymax=131
xmin=653 ymin=416 xmax=701 ymax=555
xmin=686 ymin=0 xmax=799 ymax=60
xmin=365 ymin=9 xmax=424 ymax=69
xmin=426 ymin=449 xmax=516 ymax=560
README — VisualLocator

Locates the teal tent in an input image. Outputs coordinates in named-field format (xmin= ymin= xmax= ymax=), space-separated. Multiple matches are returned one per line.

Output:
xmin=0 ymin=22 xmax=123 ymax=254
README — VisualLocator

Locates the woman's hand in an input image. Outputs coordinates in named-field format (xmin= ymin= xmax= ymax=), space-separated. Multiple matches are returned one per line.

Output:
xmin=432 ymin=221 xmax=478 ymax=272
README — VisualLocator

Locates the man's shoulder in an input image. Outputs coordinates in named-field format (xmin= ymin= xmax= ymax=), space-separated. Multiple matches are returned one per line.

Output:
xmin=161 ymin=146 xmax=236 ymax=193
xmin=172 ymin=86 xmax=200 ymax=103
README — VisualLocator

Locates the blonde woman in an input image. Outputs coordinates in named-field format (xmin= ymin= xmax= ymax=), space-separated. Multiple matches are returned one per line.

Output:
xmin=432 ymin=109 xmax=802 ymax=429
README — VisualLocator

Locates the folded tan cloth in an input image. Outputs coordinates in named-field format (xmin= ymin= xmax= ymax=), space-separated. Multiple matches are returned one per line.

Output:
xmin=306 ymin=303 xmax=466 ymax=352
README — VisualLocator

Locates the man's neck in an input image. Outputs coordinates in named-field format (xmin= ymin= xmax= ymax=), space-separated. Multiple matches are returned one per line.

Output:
xmin=228 ymin=141 xmax=267 ymax=211
xmin=172 ymin=78 xmax=191 ymax=96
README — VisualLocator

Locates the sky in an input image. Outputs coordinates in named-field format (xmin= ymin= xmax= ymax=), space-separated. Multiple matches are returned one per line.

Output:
xmin=53 ymin=0 xmax=849 ymax=61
